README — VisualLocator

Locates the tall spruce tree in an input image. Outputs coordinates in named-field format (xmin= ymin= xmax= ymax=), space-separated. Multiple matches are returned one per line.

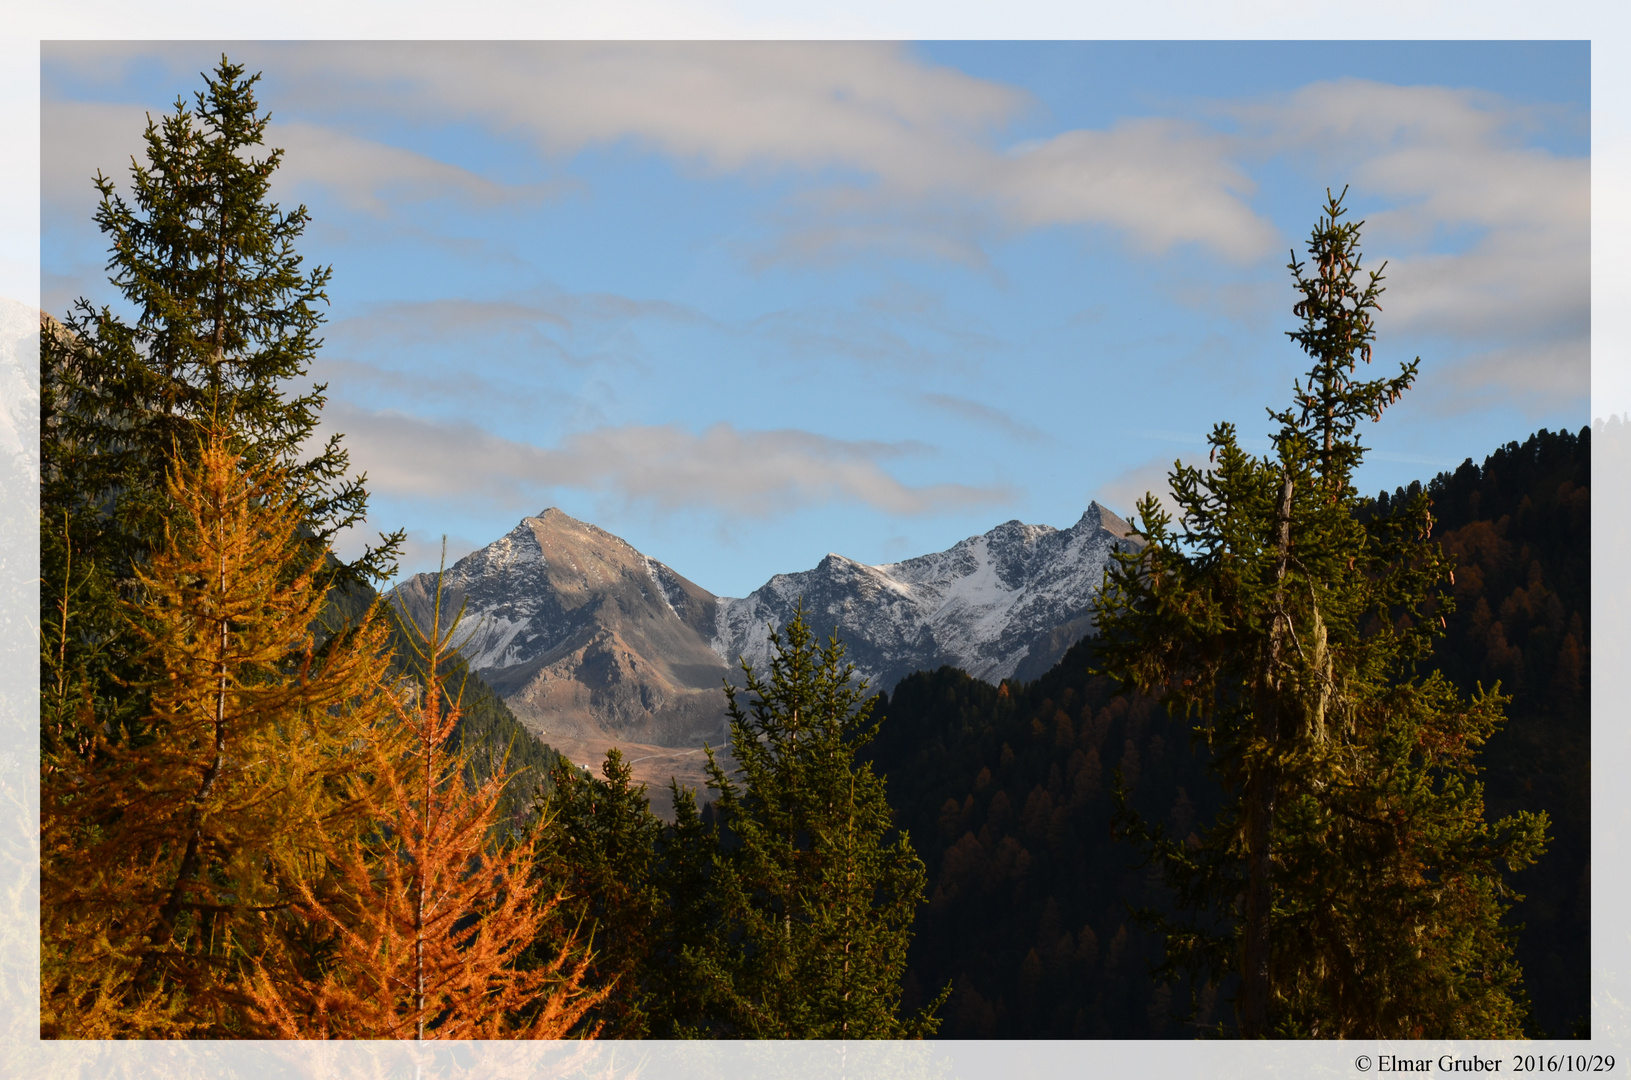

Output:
xmin=686 ymin=607 xmax=944 ymax=1038
xmin=41 ymin=56 xmax=399 ymax=749
xmin=1093 ymin=191 xmax=1548 ymax=1038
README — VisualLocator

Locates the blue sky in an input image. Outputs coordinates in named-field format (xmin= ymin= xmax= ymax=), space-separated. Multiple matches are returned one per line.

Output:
xmin=41 ymin=41 xmax=1590 ymax=598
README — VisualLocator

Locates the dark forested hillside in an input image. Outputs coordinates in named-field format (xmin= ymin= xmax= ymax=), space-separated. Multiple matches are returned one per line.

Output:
xmin=868 ymin=647 xmax=1214 ymax=1037
xmin=1375 ymin=426 xmax=1590 ymax=1037
xmin=870 ymin=426 xmax=1590 ymax=1039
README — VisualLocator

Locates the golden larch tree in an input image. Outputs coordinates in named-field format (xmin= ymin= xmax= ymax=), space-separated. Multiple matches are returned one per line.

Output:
xmin=245 ymin=575 xmax=606 ymax=1039
xmin=41 ymin=426 xmax=399 ymax=1037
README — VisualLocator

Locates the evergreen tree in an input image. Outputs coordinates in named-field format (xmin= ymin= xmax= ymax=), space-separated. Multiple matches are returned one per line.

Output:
xmin=687 ymin=606 xmax=945 ymax=1038
xmin=245 ymin=575 xmax=604 ymax=1039
xmin=1093 ymin=191 xmax=1548 ymax=1038
xmin=528 ymin=762 xmax=724 ymax=1039
xmin=40 ymin=428 xmax=398 ymax=1037
xmin=529 ymin=748 xmax=666 ymax=1038
xmin=648 ymin=781 xmax=726 ymax=1035
xmin=41 ymin=56 xmax=399 ymax=751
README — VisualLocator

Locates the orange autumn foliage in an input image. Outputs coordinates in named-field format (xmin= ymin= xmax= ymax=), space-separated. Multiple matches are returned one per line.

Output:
xmin=246 ymin=578 xmax=606 ymax=1039
xmin=41 ymin=428 xmax=398 ymax=1037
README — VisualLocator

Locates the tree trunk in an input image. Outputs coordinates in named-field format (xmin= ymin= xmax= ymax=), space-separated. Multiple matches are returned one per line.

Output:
xmin=154 ymin=486 xmax=232 ymax=944
xmin=1239 ymin=468 xmax=1294 ymax=1037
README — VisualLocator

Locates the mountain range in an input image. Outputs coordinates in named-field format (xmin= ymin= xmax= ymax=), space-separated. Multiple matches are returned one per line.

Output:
xmin=391 ymin=504 xmax=1143 ymax=806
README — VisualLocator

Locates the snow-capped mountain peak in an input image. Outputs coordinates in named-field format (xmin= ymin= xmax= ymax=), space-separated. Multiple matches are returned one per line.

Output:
xmin=711 ymin=502 xmax=1142 ymax=690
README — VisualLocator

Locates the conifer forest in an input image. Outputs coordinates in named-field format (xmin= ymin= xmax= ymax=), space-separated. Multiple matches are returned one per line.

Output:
xmin=38 ymin=58 xmax=1590 ymax=1041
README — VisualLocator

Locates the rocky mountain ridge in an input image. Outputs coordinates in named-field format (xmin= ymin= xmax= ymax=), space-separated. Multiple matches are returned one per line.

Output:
xmin=713 ymin=503 xmax=1142 ymax=693
xmin=390 ymin=504 xmax=1143 ymax=802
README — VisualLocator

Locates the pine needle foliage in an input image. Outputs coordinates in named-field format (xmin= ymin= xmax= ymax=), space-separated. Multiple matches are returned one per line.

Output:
xmin=245 ymin=574 xmax=605 ymax=1040
xmin=646 ymin=780 xmax=728 ymax=1037
xmin=529 ymin=748 xmax=667 ymax=1037
xmin=40 ymin=428 xmax=397 ymax=1037
xmin=1093 ymin=191 xmax=1549 ymax=1039
xmin=688 ymin=605 xmax=945 ymax=1038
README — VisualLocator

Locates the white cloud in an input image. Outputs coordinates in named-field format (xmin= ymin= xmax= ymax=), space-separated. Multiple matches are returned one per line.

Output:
xmin=40 ymin=100 xmax=543 ymax=219
xmin=1381 ymin=227 xmax=1586 ymax=343
xmin=1428 ymin=337 xmax=1590 ymax=419
xmin=44 ymin=52 xmax=1590 ymax=426
xmin=1000 ymin=119 xmax=1275 ymax=258
xmin=322 ymin=42 xmax=1025 ymax=186
xmin=554 ymin=423 xmax=1010 ymax=515
xmin=267 ymin=121 xmax=550 ymax=214
xmin=135 ymin=41 xmax=1278 ymax=263
xmin=44 ymin=48 xmax=1584 ymax=290
xmin=40 ymin=100 xmax=148 ymax=211
xmin=325 ymin=405 xmax=1012 ymax=518
xmin=1233 ymin=79 xmax=1588 ymax=353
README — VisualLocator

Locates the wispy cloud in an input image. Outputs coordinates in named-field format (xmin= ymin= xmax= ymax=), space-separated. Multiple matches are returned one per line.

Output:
xmin=323 ymin=282 xmax=1003 ymax=391
xmin=387 ymin=529 xmax=486 ymax=582
xmin=268 ymin=121 xmax=560 ymax=214
xmin=40 ymin=100 xmax=549 ymax=218
xmin=1094 ymin=451 xmax=1207 ymax=524
xmin=353 ymin=292 xmax=702 ymax=339
xmin=1230 ymin=78 xmax=1588 ymax=408
xmin=331 ymin=298 xmax=569 ymax=345
xmin=316 ymin=291 xmax=709 ymax=413
xmin=747 ymin=302 xmax=1002 ymax=373
xmin=921 ymin=392 xmax=1048 ymax=444
xmin=105 ymin=41 xmax=1278 ymax=264
xmin=1429 ymin=337 xmax=1591 ymax=419
xmin=324 ymin=405 xmax=1013 ymax=518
